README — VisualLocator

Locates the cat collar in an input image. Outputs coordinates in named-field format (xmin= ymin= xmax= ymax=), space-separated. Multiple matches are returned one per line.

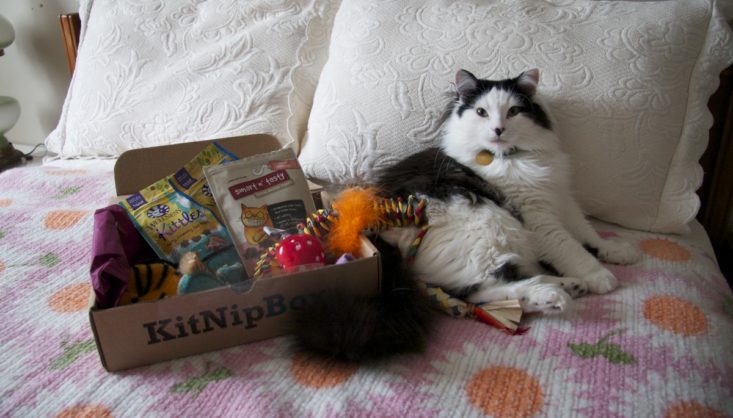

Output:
xmin=475 ymin=147 xmax=520 ymax=166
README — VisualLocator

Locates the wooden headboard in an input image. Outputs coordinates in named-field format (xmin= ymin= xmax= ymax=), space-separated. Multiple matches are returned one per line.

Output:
xmin=60 ymin=14 xmax=81 ymax=75
xmin=57 ymin=13 xmax=733 ymax=275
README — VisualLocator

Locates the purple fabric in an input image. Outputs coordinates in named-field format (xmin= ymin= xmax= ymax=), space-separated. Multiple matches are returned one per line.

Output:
xmin=89 ymin=204 xmax=156 ymax=309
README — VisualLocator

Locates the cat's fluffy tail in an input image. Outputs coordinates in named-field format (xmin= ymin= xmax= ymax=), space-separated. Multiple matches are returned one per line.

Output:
xmin=292 ymin=236 xmax=435 ymax=362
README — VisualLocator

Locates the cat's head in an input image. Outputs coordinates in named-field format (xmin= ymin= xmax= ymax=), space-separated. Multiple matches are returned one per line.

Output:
xmin=442 ymin=69 xmax=556 ymax=161
xmin=241 ymin=204 xmax=269 ymax=227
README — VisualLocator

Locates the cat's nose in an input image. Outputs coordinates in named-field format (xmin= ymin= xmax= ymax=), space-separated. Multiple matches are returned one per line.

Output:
xmin=494 ymin=127 xmax=505 ymax=136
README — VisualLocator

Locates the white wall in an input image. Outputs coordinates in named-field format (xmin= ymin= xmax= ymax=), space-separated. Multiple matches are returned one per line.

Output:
xmin=0 ymin=0 xmax=79 ymax=147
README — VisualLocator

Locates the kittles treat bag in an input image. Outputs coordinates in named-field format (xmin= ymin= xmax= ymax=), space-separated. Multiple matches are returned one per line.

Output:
xmin=165 ymin=142 xmax=237 ymax=220
xmin=204 ymin=148 xmax=316 ymax=276
xmin=120 ymin=181 xmax=247 ymax=289
xmin=121 ymin=181 xmax=222 ymax=262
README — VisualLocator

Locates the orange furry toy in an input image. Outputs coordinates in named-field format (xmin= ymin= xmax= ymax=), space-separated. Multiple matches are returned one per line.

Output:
xmin=325 ymin=187 xmax=381 ymax=256
xmin=322 ymin=187 xmax=429 ymax=257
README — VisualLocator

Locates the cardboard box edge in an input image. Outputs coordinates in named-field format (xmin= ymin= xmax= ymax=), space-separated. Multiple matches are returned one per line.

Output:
xmin=89 ymin=236 xmax=381 ymax=372
xmin=88 ymin=307 xmax=111 ymax=372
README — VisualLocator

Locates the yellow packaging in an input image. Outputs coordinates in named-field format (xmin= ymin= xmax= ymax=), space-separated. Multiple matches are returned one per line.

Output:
xmin=120 ymin=181 xmax=229 ymax=263
xmin=167 ymin=142 xmax=237 ymax=220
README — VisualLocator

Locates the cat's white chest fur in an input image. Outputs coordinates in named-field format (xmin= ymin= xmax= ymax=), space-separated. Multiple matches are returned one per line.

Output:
xmin=379 ymin=194 xmax=538 ymax=290
xmin=476 ymin=153 xmax=572 ymax=211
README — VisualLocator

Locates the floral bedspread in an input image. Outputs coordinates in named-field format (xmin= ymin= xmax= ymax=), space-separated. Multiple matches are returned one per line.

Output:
xmin=1 ymin=163 xmax=732 ymax=418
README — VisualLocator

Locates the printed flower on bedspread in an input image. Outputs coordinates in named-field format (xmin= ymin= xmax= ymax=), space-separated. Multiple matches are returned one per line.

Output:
xmin=539 ymin=324 xmax=733 ymax=418
xmin=3 ymin=243 xmax=96 ymax=334
xmin=103 ymin=340 xmax=277 ymax=416
xmin=361 ymin=316 xmax=579 ymax=418
xmin=644 ymin=295 xmax=708 ymax=336
xmin=640 ymin=238 xmax=692 ymax=262
xmin=1 ymin=167 xmax=113 ymax=328
xmin=2 ymin=326 xmax=113 ymax=416
xmin=0 ymin=167 xmax=113 ymax=271
xmin=170 ymin=366 xmax=234 ymax=398
xmin=1 ymin=275 xmax=106 ymax=412
xmin=55 ymin=404 xmax=113 ymax=418
xmin=533 ymin=262 xmax=733 ymax=417
xmin=0 ymin=166 xmax=119 ymax=415
xmin=467 ymin=366 xmax=544 ymax=418
xmin=119 ymin=337 xmax=412 ymax=417
xmin=401 ymin=339 xmax=579 ymax=418
xmin=567 ymin=330 xmax=636 ymax=365
xmin=49 ymin=338 xmax=98 ymax=371
xmin=663 ymin=400 xmax=728 ymax=418
xmin=197 ymin=339 xmax=441 ymax=417
xmin=608 ymin=265 xmax=733 ymax=344
xmin=47 ymin=282 xmax=93 ymax=313
xmin=619 ymin=233 xmax=721 ymax=279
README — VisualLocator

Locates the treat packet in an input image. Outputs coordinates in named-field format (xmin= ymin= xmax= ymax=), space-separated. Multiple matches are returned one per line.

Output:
xmin=119 ymin=180 xmax=247 ymax=290
xmin=204 ymin=148 xmax=316 ymax=276
xmin=120 ymin=181 xmax=223 ymax=262
xmin=160 ymin=142 xmax=237 ymax=220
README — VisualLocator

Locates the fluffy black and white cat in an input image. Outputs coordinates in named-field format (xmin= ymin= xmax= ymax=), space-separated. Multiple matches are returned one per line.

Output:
xmin=381 ymin=68 xmax=641 ymax=307
xmin=294 ymin=69 xmax=641 ymax=361
xmin=464 ymin=71 xmax=642 ymax=279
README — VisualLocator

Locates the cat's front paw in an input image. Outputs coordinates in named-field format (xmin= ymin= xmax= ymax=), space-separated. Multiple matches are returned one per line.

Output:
xmin=584 ymin=267 xmax=618 ymax=294
xmin=597 ymin=239 xmax=641 ymax=265
xmin=540 ymin=276 xmax=588 ymax=298
xmin=519 ymin=283 xmax=572 ymax=314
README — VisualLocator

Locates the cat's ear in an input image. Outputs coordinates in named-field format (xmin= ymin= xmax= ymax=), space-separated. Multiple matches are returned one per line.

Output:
xmin=456 ymin=69 xmax=478 ymax=96
xmin=517 ymin=69 xmax=540 ymax=96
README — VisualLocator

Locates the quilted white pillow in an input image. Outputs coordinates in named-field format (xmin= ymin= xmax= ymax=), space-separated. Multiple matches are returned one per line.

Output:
xmin=299 ymin=0 xmax=733 ymax=234
xmin=46 ymin=0 xmax=339 ymax=158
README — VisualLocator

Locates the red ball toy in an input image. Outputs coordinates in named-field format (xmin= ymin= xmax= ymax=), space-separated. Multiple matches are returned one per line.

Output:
xmin=275 ymin=234 xmax=326 ymax=272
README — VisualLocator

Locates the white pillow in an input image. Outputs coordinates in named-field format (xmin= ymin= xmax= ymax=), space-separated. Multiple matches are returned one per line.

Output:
xmin=299 ymin=0 xmax=733 ymax=234
xmin=46 ymin=0 xmax=340 ymax=158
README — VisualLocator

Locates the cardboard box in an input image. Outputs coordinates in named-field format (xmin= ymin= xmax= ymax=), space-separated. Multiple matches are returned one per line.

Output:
xmin=90 ymin=135 xmax=381 ymax=371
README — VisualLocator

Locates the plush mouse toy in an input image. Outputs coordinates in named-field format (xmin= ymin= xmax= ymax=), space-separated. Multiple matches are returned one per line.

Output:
xmin=177 ymin=250 xmax=246 ymax=294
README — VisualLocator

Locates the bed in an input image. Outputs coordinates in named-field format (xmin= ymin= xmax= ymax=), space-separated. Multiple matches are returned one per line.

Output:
xmin=2 ymin=1 xmax=733 ymax=417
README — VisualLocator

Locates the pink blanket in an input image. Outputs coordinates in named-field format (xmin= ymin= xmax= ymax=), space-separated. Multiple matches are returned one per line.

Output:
xmin=1 ymin=164 xmax=731 ymax=417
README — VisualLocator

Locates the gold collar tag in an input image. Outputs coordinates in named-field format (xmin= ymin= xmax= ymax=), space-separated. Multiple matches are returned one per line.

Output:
xmin=475 ymin=150 xmax=494 ymax=166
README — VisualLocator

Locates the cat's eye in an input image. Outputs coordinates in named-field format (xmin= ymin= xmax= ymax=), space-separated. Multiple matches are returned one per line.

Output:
xmin=507 ymin=106 xmax=523 ymax=118
xmin=476 ymin=107 xmax=487 ymax=117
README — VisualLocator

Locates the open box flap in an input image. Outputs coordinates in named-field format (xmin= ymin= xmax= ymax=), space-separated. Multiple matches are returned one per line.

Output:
xmin=114 ymin=134 xmax=281 ymax=195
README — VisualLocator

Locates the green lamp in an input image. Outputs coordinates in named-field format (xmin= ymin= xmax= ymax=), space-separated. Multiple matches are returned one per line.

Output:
xmin=0 ymin=14 xmax=24 ymax=172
